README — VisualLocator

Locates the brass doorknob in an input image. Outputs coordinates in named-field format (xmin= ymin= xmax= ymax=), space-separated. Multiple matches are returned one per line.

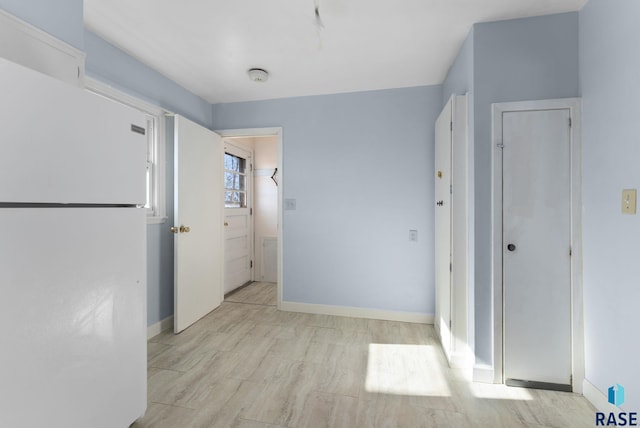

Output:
xmin=224 ymin=222 xmax=229 ymax=226
xmin=170 ymin=226 xmax=179 ymax=234
xmin=180 ymin=225 xmax=191 ymax=233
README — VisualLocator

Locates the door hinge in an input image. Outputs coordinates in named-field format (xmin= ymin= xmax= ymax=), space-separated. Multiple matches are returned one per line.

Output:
xmin=449 ymin=319 xmax=452 ymax=329
xmin=569 ymin=247 xmax=572 ymax=256
xmin=569 ymin=118 xmax=572 ymax=128
xmin=449 ymin=263 xmax=452 ymax=272
xmin=450 ymin=121 xmax=453 ymax=131
xmin=250 ymin=208 xmax=253 ymax=215
xmin=450 ymin=185 xmax=452 ymax=194
xmin=250 ymin=260 xmax=253 ymax=268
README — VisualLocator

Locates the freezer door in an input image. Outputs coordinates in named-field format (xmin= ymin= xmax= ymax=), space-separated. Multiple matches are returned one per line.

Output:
xmin=0 ymin=57 xmax=147 ymax=205
xmin=0 ymin=208 xmax=146 ymax=428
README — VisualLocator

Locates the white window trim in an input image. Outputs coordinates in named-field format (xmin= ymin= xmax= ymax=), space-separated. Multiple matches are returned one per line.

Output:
xmin=85 ymin=77 xmax=168 ymax=224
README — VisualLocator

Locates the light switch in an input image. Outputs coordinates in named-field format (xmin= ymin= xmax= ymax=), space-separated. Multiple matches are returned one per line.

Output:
xmin=409 ymin=229 xmax=418 ymax=242
xmin=622 ymin=189 xmax=637 ymax=215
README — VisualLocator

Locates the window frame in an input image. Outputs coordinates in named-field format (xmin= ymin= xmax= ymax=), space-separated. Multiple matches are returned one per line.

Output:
xmin=85 ymin=78 xmax=167 ymax=224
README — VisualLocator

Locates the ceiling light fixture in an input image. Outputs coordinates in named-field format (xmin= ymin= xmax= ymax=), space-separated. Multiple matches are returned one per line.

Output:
xmin=247 ymin=68 xmax=269 ymax=83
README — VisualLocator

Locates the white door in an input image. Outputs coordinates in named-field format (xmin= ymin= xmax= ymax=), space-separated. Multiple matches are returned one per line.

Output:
xmin=173 ymin=115 xmax=224 ymax=333
xmin=223 ymin=142 xmax=253 ymax=294
xmin=434 ymin=99 xmax=452 ymax=360
xmin=502 ymin=109 xmax=572 ymax=390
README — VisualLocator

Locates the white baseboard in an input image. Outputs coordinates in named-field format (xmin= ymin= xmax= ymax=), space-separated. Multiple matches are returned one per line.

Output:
xmin=583 ymin=378 xmax=622 ymax=414
xmin=147 ymin=316 xmax=174 ymax=339
xmin=473 ymin=364 xmax=496 ymax=384
xmin=279 ymin=301 xmax=433 ymax=324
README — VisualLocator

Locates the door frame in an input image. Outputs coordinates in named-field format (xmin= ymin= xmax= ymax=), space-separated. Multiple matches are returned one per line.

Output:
xmin=216 ymin=127 xmax=283 ymax=308
xmin=491 ymin=98 xmax=583 ymax=392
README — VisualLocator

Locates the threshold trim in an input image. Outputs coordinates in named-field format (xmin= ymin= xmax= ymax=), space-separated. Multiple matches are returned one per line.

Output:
xmin=505 ymin=378 xmax=572 ymax=392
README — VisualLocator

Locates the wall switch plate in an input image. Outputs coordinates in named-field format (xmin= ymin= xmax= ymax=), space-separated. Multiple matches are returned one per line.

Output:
xmin=622 ymin=189 xmax=637 ymax=214
xmin=284 ymin=198 xmax=297 ymax=211
xmin=409 ymin=229 xmax=418 ymax=242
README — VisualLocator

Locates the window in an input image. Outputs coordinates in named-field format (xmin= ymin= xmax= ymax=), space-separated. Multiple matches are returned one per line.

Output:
xmin=144 ymin=115 xmax=159 ymax=215
xmin=85 ymin=78 xmax=167 ymax=223
xmin=224 ymin=153 xmax=247 ymax=208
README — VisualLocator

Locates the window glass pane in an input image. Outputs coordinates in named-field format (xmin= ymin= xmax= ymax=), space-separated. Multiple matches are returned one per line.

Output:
xmin=224 ymin=190 xmax=246 ymax=208
xmin=225 ymin=171 xmax=234 ymax=190
xmin=224 ymin=153 xmax=245 ymax=173
xmin=224 ymin=152 xmax=247 ymax=208
xmin=225 ymin=191 xmax=236 ymax=207
xmin=224 ymin=154 xmax=235 ymax=171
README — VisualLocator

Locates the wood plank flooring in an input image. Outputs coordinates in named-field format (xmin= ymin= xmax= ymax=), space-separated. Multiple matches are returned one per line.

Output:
xmin=134 ymin=282 xmax=595 ymax=427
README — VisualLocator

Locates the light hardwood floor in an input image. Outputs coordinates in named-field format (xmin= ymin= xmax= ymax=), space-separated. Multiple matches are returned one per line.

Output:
xmin=135 ymin=282 xmax=595 ymax=427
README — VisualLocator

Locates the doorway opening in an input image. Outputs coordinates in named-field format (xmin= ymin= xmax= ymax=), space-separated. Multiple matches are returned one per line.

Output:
xmin=218 ymin=128 xmax=283 ymax=307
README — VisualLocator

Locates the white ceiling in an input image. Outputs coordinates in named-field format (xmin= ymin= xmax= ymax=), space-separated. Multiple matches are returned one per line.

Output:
xmin=83 ymin=0 xmax=587 ymax=104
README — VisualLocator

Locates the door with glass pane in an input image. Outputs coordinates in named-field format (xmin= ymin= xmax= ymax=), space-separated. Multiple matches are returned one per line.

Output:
xmin=224 ymin=142 xmax=253 ymax=294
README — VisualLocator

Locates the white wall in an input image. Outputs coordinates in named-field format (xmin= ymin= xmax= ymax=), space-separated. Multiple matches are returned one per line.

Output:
xmin=253 ymin=137 xmax=278 ymax=281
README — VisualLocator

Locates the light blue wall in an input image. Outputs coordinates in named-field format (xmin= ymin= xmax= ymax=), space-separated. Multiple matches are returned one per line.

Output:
xmin=144 ymin=119 xmax=176 ymax=327
xmin=442 ymin=28 xmax=474 ymax=106
xmin=84 ymin=30 xmax=213 ymax=128
xmin=0 ymin=0 xmax=83 ymax=49
xmin=580 ymin=0 xmax=640 ymax=411
xmin=213 ymin=86 xmax=442 ymax=315
xmin=471 ymin=12 xmax=580 ymax=366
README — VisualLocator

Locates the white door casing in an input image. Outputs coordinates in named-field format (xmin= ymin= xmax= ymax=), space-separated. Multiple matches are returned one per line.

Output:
xmin=173 ymin=115 xmax=224 ymax=333
xmin=492 ymin=98 xmax=584 ymax=393
xmin=224 ymin=141 xmax=253 ymax=294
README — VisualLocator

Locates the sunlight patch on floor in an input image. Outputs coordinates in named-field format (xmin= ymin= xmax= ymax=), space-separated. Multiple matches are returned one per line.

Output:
xmin=365 ymin=344 xmax=451 ymax=397
xmin=468 ymin=381 xmax=533 ymax=401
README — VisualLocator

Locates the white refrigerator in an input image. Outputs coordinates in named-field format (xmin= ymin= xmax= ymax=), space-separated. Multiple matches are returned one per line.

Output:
xmin=0 ymin=58 xmax=147 ymax=427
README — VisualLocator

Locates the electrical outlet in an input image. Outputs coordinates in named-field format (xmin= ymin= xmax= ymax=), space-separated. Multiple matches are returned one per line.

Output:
xmin=622 ymin=189 xmax=637 ymax=215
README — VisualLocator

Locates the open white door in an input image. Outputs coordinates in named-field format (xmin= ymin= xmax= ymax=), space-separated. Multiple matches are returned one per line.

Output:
xmin=434 ymin=98 xmax=453 ymax=361
xmin=223 ymin=141 xmax=253 ymax=294
xmin=173 ymin=115 xmax=224 ymax=333
xmin=435 ymin=95 xmax=469 ymax=369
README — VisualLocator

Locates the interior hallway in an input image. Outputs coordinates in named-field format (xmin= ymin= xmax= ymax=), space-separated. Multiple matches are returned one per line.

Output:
xmin=135 ymin=282 xmax=595 ymax=427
